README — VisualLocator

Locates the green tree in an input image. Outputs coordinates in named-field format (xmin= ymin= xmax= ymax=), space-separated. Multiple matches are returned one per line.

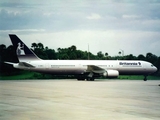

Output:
xmin=146 ymin=52 xmax=158 ymax=64
xmin=37 ymin=43 xmax=44 ymax=50
xmin=0 ymin=44 xmax=6 ymax=61
xmin=31 ymin=43 xmax=38 ymax=50
xmin=60 ymin=54 xmax=69 ymax=60
xmin=97 ymin=51 xmax=104 ymax=60
xmin=32 ymin=43 xmax=47 ymax=59
xmin=0 ymin=45 xmax=19 ymax=75
xmin=137 ymin=54 xmax=145 ymax=60
xmin=70 ymin=45 xmax=76 ymax=51
xmin=124 ymin=54 xmax=136 ymax=60
xmin=105 ymin=52 xmax=108 ymax=57
xmin=45 ymin=49 xmax=57 ymax=59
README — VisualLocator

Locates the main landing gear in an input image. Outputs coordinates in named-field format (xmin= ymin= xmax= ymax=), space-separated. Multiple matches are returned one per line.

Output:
xmin=77 ymin=76 xmax=95 ymax=81
xmin=86 ymin=77 xmax=95 ymax=81
xmin=77 ymin=77 xmax=95 ymax=81
xmin=77 ymin=72 xmax=95 ymax=81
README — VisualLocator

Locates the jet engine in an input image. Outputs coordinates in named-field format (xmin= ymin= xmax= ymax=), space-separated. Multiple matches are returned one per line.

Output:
xmin=103 ymin=70 xmax=119 ymax=78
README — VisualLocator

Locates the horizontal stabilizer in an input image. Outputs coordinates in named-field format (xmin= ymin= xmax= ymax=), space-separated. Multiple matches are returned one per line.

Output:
xmin=5 ymin=61 xmax=35 ymax=68
xmin=19 ymin=62 xmax=35 ymax=68
xmin=5 ymin=62 xmax=17 ymax=65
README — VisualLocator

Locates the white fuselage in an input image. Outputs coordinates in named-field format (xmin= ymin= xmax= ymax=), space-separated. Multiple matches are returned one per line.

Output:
xmin=14 ymin=60 xmax=157 ymax=76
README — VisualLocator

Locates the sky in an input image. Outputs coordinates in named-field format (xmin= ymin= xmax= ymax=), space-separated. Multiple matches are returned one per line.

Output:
xmin=0 ymin=0 xmax=160 ymax=56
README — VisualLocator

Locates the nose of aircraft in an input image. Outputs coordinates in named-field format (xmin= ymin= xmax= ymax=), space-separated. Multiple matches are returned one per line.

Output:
xmin=153 ymin=66 xmax=158 ymax=73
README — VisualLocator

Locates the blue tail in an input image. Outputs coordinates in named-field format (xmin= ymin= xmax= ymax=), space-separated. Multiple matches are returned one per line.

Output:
xmin=9 ymin=34 xmax=41 ymax=62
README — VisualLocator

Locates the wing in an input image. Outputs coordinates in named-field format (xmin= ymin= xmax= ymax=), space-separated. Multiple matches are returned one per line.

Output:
xmin=87 ymin=65 xmax=106 ymax=74
xmin=86 ymin=65 xmax=119 ymax=78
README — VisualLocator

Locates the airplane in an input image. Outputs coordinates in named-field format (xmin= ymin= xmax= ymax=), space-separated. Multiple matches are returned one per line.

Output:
xmin=5 ymin=34 xmax=157 ymax=81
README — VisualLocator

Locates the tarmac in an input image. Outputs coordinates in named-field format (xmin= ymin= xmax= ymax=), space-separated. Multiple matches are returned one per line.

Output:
xmin=0 ymin=79 xmax=160 ymax=120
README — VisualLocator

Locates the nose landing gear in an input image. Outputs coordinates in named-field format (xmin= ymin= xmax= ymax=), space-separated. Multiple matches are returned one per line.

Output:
xmin=144 ymin=76 xmax=147 ymax=81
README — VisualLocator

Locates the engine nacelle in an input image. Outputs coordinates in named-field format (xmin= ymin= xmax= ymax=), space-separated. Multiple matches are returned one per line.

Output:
xmin=103 ymin=70 xmax=119 ymax=78
xmin=103 ymin=71 xmax=107 ymax=77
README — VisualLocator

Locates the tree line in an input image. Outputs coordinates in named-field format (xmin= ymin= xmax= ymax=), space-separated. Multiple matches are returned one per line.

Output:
xmin=0 ymin=43 xmax=160 ymax=75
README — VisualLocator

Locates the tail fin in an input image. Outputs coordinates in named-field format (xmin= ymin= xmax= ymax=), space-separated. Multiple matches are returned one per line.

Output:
xmin=9 ymin=34 xmax=41 ymax=62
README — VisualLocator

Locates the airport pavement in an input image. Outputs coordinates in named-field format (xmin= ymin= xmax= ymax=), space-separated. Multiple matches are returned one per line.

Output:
xmin=0 ymin=79 xmax=160 ymax=120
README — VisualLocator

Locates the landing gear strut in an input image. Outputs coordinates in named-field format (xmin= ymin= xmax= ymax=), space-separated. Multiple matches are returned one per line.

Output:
xmin=86 ymin=72 xmax=95 ymax=81
xmin=144 ymin=76 xmax=147 ymax=81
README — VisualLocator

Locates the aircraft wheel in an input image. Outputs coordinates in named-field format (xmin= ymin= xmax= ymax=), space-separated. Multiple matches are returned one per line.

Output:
xmin=86 ymin=77 xmax=95 ymax=81
xmin=143 ymin=76 xmax=147 ymax=81
xmin=77 ymin=78 xmax=85 ymax=81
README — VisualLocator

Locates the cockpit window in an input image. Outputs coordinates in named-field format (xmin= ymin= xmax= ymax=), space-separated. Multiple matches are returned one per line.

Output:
xmin=151 ymin=65 xmax=154 ymax=67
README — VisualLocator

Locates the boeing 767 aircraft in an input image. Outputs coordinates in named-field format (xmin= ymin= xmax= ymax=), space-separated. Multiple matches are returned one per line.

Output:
xmin=5 ymin=34 xmax=157 ymax=81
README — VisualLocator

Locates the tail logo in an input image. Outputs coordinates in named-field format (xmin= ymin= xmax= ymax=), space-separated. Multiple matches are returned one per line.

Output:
xmin=17 ymin=42 xmax=25 ymax=55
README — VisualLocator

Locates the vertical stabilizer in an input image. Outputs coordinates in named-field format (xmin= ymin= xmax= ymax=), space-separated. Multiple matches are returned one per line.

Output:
xmin=9 ymin=34 xmax=41 ymax=62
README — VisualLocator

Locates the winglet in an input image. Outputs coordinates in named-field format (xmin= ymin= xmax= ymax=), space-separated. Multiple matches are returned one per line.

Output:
xmin=9 ymin=34 xmax=41 ymax=62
